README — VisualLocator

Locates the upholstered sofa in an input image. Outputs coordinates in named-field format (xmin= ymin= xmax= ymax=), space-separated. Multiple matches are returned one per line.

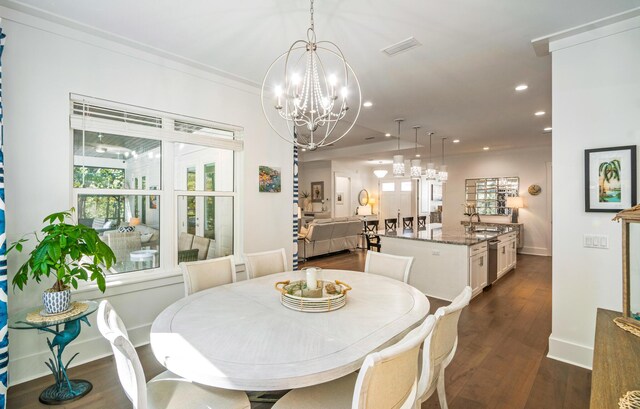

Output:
xmin=300 ymin=217 xmax=362 ymax=258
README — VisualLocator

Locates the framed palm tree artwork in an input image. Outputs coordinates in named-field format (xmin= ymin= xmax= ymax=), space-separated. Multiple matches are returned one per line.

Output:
xmin=585 ymin=145 xmax=637 ymax=212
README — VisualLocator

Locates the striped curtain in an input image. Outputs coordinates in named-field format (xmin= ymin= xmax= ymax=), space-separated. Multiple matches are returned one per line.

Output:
xmin=0 ymin=20 xmax=7 ymax=409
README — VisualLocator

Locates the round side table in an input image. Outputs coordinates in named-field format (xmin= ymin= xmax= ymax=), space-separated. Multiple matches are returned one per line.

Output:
xmin=9 ymin=300 xmax=98 ymax=405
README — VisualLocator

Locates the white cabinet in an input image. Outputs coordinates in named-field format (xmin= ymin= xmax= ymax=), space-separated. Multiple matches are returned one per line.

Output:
xmin=497 ymin=232 xmax=518 ymax=280
xmin=469 ymin=252 xmax=488 ymax=297
xmin=497 ymin=241 xmax=508 ymax=278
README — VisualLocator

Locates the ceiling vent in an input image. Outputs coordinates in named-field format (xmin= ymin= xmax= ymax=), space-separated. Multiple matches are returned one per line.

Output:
xmin=381 ymin=37 xmax=421 ymax=57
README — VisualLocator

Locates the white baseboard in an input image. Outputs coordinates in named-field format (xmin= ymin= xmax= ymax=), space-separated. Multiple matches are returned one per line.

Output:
xmin=9 ymin=322 xmax=152 ymax=386
xmin=520 ymin=246 xmax=551 ymax=256
xmin=547 ymin=334 xmax=593 ymax=370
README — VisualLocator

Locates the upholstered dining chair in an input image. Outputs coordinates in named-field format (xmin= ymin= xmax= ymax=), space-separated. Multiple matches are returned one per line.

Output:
xmin=180 ymin=255 xmax=236 ymax=296
xmin=364 ymin=251 xmax=414 ymax=283
xmin=415 ymin=286 xmax=472 ymax=409
xmin=402 ymin=216 xmax=414 ymax=230
xmin=384 ymin=218 xmax=398 ymax=231
xmin=96 ymin=300 xmax=250 ymax=409
xmin=244 ymin=248 xmax=288 ymax=279
xmin=272 ymin=315 xmax=437 ymax=409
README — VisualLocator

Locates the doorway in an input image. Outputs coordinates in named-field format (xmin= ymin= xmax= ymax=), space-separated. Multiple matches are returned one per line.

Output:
xmin=334 ymin=175 xmax=351 ymax=217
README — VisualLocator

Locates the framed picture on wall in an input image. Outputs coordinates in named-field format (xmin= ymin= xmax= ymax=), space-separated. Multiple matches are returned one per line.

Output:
xmin=311 ymin=181 xmax=324 ymax=203
xmin=585 ymin=145 xmax=637 ymax=212
xmin=259 ymin=166 xmax=281 ymax=192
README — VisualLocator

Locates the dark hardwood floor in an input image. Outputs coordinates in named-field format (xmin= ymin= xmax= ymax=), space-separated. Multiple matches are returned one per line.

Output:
xmin=8 ymin=250 xmax=591 ymax=409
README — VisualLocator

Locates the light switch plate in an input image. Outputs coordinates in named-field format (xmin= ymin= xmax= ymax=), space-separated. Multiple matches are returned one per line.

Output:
xmin=584 ymin=234 xmax=609 ymax=249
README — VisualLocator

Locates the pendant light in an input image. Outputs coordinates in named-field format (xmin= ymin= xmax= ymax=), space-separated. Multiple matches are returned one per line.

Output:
xmin=438 ymin=137 xmax=448 ymax=182
xmin=410 ymin=126 xmax=422 ymax=178
xmin=425 ymin=132 xmax=437 ymax=180
xmin=392 ymin=118 xmax=405 ymax=177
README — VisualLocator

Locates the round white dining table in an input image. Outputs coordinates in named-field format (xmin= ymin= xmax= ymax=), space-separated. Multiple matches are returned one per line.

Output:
xmin=150 ymin=269 xmax=430 ymax=391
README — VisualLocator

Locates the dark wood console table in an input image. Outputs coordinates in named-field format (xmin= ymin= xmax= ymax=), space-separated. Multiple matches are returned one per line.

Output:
xmin=590 ymin=308 xmax=640 ymax=408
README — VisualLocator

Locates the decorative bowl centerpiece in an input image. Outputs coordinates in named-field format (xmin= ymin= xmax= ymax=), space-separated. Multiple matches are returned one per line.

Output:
xmin=275 ymin=273 xmax=351 ymax=313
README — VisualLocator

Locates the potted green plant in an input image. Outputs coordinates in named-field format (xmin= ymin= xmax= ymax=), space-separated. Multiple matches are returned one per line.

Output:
xmin=300 ymin=190 xmax=311 ymax=211
xmin=9 ymin=208 xmax=116 ymax=314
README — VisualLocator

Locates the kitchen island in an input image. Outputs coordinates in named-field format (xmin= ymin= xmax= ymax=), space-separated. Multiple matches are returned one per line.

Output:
xmin=379 ymin=225 xmax=517 ymax=301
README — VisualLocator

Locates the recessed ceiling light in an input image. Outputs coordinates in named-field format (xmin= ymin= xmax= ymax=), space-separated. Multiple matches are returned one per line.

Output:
xmin=483 ymin=146 xmax=490 ymax=151
xmin=363 ymin=101 xmax=373 ymax=107
xmin=515 ymin=84 xmax=528 ymax=91
xmin=535 ymin=111 xmax=545 ymax=116
xmin=452 ymin=139 xmax=460 ymax=143
xmin=544 ymin=127 xmax=552 ymax=132
xmin=415 ymin=154 xmax=421 ymax=158
xmin=385 ymin=133 xmax=391 ymax=137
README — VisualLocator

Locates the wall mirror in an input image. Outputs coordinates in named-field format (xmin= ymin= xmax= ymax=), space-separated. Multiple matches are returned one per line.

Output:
xmin=358 ymin=189 xmax=369 ymax=206
xmin=465 ymin=177 xmax=519 ymax=215
xmin=614 ymin=207 xmax=640 ymax=330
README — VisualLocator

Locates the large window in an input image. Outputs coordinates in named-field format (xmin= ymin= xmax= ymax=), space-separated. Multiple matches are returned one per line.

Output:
xmin=71 ymin=96 xmax=242 ymax=275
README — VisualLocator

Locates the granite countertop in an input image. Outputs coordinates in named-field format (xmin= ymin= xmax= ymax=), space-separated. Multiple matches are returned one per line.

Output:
xmin=377 ymin=224 xmax=515 ymax=246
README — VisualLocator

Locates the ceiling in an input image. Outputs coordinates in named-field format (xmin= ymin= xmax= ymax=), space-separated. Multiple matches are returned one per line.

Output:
xmin=8 ymin=0 xmax=640 ymax=162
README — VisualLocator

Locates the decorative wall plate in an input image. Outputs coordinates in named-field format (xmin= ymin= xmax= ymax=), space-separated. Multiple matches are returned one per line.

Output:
xmin=528 ymin=184 xmax=542 ymax=196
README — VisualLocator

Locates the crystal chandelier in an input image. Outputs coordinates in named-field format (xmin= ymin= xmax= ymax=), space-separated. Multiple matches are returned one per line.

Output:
xmin=438 ymin=137 xmax=448 ymax=182
xmin=261 ymin=0 xmax=361 ymax=151
xmin=425 ymin=132 xmax=437 ymax=180
xmin=410 ymin=126 xmax=422 ymax=178
xmin=392 ymin=119 xmax=405 ymax=177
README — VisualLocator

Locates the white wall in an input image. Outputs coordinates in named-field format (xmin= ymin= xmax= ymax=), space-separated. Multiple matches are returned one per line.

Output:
xmin=2 ymin=7 xmax=293 ymax=384
xmin=331 ymin=159 xmax=379 ymax=217
xmin=442 ymin=146 xmax=552 ymax=256
xmin=548 ymin=15 xmax=640 ymax=369
xmin=298 ymin=160 xmax=332 ymax=213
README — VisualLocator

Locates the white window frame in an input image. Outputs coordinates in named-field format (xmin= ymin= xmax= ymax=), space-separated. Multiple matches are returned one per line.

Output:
xmin=69 ymin=94 xmax=244 ymax=290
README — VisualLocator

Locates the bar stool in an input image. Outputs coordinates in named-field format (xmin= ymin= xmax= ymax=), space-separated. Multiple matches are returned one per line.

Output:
xmin=418 ymin=215 xmax=427 ymax=229
xmin=384 ymin=218 xmax=398 ymax=231
xmin=364 ymin=220 xmax=381 ymax=252
xmin=402 ymin=217 xmax=414 ymax=230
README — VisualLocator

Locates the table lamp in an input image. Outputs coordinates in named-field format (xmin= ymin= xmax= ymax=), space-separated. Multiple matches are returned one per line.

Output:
xmin=506 ymin=196 xmax=524 ymax=223
xmin=129 ymin=217 xmax=141 ymax=226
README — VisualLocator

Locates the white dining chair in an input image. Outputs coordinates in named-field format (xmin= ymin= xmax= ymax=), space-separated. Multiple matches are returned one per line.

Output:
xmin=97 ymin=300 xmax=250 ymax=409
xmin=415 ymin=286 xmax=472 ymax=409
xmin=364 ymin=251 xmax=414 ymax=283
xmin=180 ymin=255 xmax=236 ymax=296
xmin=244 ymin=248 xmax=287 ymax=279
xmin=272 ymin=314 xmax=436 ymax=409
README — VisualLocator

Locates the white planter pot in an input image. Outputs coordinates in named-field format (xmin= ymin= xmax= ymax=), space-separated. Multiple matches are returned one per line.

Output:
xmin=42 ymin=288 xmax=71 ymax=314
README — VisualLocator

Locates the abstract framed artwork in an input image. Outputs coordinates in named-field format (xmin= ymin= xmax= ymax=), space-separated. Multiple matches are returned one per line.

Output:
xmin=259 ymin=166 xmax=281 ymax=192
xmin=585 ymin=145 xmax=636 ymax=212
xmin=311 ymin=181 xmax=324 ymax=202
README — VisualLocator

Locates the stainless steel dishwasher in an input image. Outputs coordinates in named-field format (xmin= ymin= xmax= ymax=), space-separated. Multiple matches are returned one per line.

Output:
xmin=485 ymin=239 xmax=500 ymax=289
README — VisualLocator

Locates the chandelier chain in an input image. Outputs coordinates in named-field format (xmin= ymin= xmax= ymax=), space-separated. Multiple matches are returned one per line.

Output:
xmin=310 ymin=0 xmax=314 ymax=30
